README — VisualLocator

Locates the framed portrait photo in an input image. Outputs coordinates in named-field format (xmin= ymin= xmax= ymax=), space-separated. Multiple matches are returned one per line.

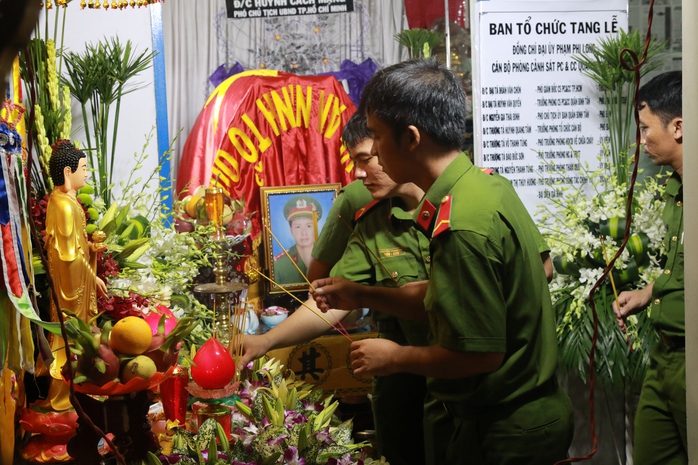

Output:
xmin=260 ymin=183 xmax=341 ymax=294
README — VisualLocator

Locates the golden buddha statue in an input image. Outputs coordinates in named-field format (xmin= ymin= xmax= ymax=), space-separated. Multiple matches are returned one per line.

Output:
xmin=40 ymin=140 xmax=107 ymax=411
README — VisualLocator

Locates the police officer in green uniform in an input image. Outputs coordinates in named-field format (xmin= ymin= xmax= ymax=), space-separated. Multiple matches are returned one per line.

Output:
xmin=311 ymin=59 xmax=574 ymax=465
xmin=613 ymin=71 xmax=686 ymax=465
xmin=329 ymin=153 xmax=451 ymax=465
xmin=241 ymin=112 xmax=451 ymax=465
xmin=308 ymin=179 xmax=373 ymax=282
xmin=273 ymin=195 xmax=322 ymax=285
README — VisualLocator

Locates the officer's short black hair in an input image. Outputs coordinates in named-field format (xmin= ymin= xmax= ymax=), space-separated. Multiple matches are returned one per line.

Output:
xmin=638 ymin=71 xmax=682 ymax=126
xmin=341 ymin=112 xmax=371 ymax=150
xmin=49 ymin=140 xmax=86 ymax=186
xmin=359 ymin=58 xmax=467 ymax=150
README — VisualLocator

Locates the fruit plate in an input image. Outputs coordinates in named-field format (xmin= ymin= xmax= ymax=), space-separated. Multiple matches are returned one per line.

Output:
xmin=63 ymin=365 xmax=176 ymax=396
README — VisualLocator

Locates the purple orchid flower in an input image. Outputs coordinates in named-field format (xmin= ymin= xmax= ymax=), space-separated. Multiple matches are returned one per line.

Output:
xmin=266 ymin=433 xmax=289 ymax=446
xmin=283 ymin=446 xmax=306 ymax=465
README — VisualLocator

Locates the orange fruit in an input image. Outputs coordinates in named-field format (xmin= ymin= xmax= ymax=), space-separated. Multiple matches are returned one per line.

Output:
xmin=185 ymin=195 xmax=203 ymax=218
xmin=109 ymin=316 xmax=152 ymax=355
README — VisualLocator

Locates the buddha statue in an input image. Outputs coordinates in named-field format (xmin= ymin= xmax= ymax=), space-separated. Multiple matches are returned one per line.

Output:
xmin=40 ymin=140 xmax=107 ymax=411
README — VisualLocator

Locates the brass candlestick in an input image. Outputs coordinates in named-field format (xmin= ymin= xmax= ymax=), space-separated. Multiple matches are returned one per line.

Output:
xmin=205 ymin=187 xmax=225 ymax=240
xmin=195 ymin=188 xmax=248 ymax=346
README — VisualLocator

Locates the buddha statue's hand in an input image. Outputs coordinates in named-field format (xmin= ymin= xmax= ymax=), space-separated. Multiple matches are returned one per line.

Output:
xmin=96 ymin=277 xmax=108 ymax=297
xmin=89 ymin=241 xmax=108 ymax=253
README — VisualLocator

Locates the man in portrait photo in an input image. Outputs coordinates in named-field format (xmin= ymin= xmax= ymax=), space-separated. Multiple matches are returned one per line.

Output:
xmin=273 ymin=194 xmax=323 ymax=285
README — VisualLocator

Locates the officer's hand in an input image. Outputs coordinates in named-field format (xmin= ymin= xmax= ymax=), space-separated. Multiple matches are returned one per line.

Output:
xmin=613 ymin=286 xmax=653 ymax=332
xmin=310 ymin=277 xmax=363 ymax=312
xmin=235 ymin=334 xmax=270 ymax=372
xmin=350 ymin=338 xmax=400 ymax=377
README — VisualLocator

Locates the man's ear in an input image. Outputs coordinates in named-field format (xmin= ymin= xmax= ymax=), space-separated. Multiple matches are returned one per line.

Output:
xmin=672 ymin=117 xmax=683 ymax=142
xmin=406 ymin=125 xmax=420 ymax=151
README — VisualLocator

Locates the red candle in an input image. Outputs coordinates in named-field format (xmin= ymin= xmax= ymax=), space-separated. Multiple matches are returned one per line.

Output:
xmin=160 ymin=367 xmax=189 ymax=424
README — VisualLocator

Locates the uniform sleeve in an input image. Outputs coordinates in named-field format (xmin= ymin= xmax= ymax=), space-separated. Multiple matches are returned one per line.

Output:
xmin=524 ymin=212 xmax=549 ymax=254
xmin=312 ymin=190 xmax=356 ymax=265
xmin=329 ymin=226 xmax=375 ymax=284
xmin=313 ymin=182 xmax=373 ymax=266
xmin=425 ymin=228 xmax=508 ymax=353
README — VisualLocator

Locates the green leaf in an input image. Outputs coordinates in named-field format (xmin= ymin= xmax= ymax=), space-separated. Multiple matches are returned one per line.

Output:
xmin=145 ymin=452 xmax=162 ymax=465
xmin=260 ymin=452 xmax=282 ymax=465
xmin=216 ymin=422 xmax=230 ymax=451
xmin=208 ymin=436 xmax=217 ymax=462
xmin=112 ymin=237 xmax=149 ymax=262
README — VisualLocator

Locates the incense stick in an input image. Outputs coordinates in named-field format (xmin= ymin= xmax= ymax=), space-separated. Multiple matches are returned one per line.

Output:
xmin=599 ymin=235 xmax=621 ymax=309
xmin=263 ymin=219 xmax=349 ymax=337
xmin=232 ymin=298 xmax=247 ymax=381
xmin=263 ymin=222 xmax=317 ymax=292
xmin=252 ymin=267 xmax=353 ymax=342
xmin=599 ymin=235 xmax=631 ymax=350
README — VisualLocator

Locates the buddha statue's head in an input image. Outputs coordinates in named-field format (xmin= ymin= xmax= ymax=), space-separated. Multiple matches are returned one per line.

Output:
xmin=49 ymin=140 xmax=87 ymax=188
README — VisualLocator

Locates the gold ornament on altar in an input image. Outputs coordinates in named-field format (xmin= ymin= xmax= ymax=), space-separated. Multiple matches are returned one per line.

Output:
xmin=57 ymin=0 xmax=165 ymax=9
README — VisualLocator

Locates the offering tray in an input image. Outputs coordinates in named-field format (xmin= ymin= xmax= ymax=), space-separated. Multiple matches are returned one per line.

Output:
xmin=186 ymin=380 xmax=240 ymax=399
xmin=193 ymin=282 xmax=248 ymax=294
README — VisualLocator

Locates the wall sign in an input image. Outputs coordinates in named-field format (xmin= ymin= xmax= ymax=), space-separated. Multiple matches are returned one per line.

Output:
xmin=226 ymin=0 xmax=354 ymax=19
xmin=472 ymin=0 xmax=628 ymax=214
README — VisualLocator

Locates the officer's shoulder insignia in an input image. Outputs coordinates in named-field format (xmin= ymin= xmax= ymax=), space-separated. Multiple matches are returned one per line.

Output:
xmin=433 ymin=195 xmax=453 ymax=238
xmin=354 ymin=200 xmax=380 ymax=221
xmin=480 ymin=167 xmax=494 ymax=175
xmin=275 ymin=251 xmax=297 ymax=262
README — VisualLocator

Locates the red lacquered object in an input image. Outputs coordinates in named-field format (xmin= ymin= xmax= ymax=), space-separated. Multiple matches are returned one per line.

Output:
xmin=159 ymin=366 xmax=189 ymax=424
xmin=190 ymin=338 xmax=235 ymax=389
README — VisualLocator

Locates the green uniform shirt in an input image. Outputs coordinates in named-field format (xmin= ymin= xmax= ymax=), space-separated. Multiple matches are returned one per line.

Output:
xmin=649 ymin=172 xmax=684 ymax=337
xmin=331 ymin=197 xmax=431 ymax=346
xmin=273 ymin=245 xmax=307 ymax=285
xmin=416 ymin=153 xmax=558 ymax=406
xmin=312 ymin=180 xmax=374 ymax=265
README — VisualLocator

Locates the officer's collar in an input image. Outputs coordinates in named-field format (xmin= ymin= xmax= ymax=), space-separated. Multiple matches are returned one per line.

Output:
xmin=665 ymin=171 xmax=682 ymax=197
xmin=414 ymin=153 xmax=472 ymax=233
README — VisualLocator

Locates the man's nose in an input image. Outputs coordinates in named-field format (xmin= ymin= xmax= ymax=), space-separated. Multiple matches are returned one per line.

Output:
xmin=354 ymin=165 xmax=366 ymax=179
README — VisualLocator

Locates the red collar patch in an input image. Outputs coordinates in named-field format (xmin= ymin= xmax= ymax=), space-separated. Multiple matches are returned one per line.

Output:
xmin=433 ymin=195 xmax=452 ymax=237
xmin=354 ymin=199 xmax=380 ymax=221
xmin=275 ymin=252 xmax=297 ymax=262
xmin=416 ymin=199 xmax=437 ymax=233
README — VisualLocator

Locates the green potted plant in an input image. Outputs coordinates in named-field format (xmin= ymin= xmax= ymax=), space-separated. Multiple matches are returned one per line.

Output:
xmin=62 ymin=37 xmax=156 ymax=209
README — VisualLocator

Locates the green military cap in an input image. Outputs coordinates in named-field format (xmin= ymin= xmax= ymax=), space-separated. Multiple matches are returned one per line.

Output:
xmin=283 ymin=195 xmax=323 ymax=222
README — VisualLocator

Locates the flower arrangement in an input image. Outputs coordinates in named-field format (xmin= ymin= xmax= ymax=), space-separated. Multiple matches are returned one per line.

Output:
xmin=537 ymin=30 xmax=668 ymax=386
xmin=537 ymin=151 xmax=665 ymax=385
xmin=19 ymin=34 xmax=73 ymax=195
xmin=94 ymin=140 xmax=216 ymax=347
xmin=146 ymin=358 xmax=386 ymax=465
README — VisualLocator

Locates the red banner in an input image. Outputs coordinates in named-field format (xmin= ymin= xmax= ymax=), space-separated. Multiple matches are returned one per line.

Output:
xmin=176 ymin=70 xmax=355 ymax=237
xmin=403 ymin=0 xmax=468 ymax=29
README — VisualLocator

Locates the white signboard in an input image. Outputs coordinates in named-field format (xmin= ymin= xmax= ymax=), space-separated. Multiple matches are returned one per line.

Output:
xmin=472 ymin=0 xmax=628 ymax=214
